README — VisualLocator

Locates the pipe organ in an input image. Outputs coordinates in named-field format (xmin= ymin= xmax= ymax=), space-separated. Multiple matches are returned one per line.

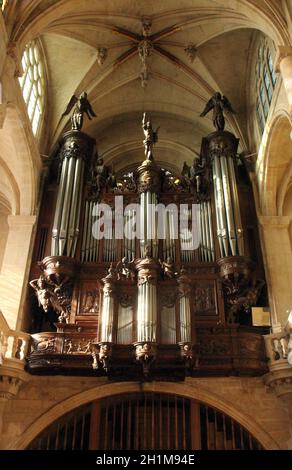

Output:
xmin=27 ymin=100 xmax=268 ymax=380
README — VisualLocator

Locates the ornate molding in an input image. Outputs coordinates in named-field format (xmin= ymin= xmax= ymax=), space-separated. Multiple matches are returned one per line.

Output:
xmin=264 ymin=370 xmax=292 ymax=398
xmin=6 ymin=41 xmax=23 ymax=77
xmin=258 ymin=216 xmax=291 ymax=229
xmin=0 ymin=366 xmax=29 ymax=402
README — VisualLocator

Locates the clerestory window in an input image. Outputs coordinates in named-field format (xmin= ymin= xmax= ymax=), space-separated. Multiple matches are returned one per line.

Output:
xmin=255 ymin=41 xmax=277 ymax=135
xmin=18 ymin=40 xmax=45 ymax=136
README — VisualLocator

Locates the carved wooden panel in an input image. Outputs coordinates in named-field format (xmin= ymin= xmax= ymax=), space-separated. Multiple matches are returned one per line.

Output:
xmin=77 ymin=282 xmax=100 ymax=316
xmin=193 ymin=280 xmax=218 ymax=317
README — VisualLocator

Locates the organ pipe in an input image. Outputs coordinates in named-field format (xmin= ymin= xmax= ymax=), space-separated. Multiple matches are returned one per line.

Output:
xmin=177 ymin=268 xmax=192 ymax=343
xmin=99 ymin=269 xmax=116 ymax=343
xmin=209 ymin=132 xmax=243 ymax=258
xmin=51 ymin=131 xmax=94 ymax=258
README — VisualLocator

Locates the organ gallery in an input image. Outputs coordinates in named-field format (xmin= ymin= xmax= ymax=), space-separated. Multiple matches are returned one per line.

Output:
xmin=0 ymin=0 xmax=292 ymax=453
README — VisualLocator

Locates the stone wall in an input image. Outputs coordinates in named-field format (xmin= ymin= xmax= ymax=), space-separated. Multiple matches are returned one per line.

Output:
xmin=1 ymin=375 xmax=291 ymax=450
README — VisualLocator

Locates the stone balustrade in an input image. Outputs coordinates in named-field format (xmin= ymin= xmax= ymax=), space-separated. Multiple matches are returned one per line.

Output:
xmin=264 ymin=329 xmax=292 ymax=398
xmin=0 ymin=311 xmax=30 ymax=401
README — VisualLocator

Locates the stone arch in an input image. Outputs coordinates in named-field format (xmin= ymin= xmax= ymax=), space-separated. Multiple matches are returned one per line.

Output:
xmin=259 ymin=110 xmax=292 ymax=216
xmin=12 ymin=381 xmax=280 ymax=450
xmin=1 ymin=103 xmax=41 ymax=215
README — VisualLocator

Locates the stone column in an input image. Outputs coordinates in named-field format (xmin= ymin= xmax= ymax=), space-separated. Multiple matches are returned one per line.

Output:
xmin=276 ymin=46 xmax=292 ymax=116
xmin=259 ymin=216 xmax=292 ymax=331
xmin=0 ymin=215 xmax=36 ymax=330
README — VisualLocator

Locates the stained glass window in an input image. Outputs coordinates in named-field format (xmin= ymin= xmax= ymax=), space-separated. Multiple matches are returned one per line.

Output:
xmin=18 ymin=40 xmax=45 ymax=135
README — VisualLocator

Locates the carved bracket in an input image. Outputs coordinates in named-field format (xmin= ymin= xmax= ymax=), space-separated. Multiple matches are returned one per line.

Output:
xmin=218 ymin=256 xmax=264 ymax=325
xmin=30 ymin=256 xmax=78 ymax=324
xmin=134 ymin=342 xmax=157 ymax=377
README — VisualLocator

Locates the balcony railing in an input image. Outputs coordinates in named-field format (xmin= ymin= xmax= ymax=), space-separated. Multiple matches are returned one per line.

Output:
xmin=264 ymin=329 xmax=292 ymax=397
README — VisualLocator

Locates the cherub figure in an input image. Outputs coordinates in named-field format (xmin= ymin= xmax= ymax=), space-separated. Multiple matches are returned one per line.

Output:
xmin=62 ymin=92 xmax=96 ymax=131
xmin=142 ymin=112 xmax=159 ymax=160
xmin=200 ymin=92 xmax=235 ymax=132
xmin=159 ymin=257 xmax=177 ymax=279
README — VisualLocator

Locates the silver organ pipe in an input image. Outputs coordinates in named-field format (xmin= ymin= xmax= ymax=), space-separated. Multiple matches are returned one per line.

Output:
xmin=51 ymin=132 xmax=94 ymax=258
xmin=180 ymin=206 xmax=197 ymax=263
xmin=199 ymin=201 xmax=215 ymax=262
xmin=58 ymin=156 xmax=76 ymax=255
xmin=207 ymin=201 xmax=215 ymax=261
xmin=51 ymin=157 xmax=68 ymax=255
xmin=177 ymin=270 xmax=192 ymax=343
xmin=117 ymin=304 xmax=133 ymax=344
xmin=161 ymin=306 xmax=176 ymax=344
xmin=179 ymin=296 xmax=191 ymax=343
xmin=200 ymin=203 xmax=207 ymax=262
xmin=140 ymin=191 xmax=158 ymax=258
xmin=100 ymin=272 xmax=116 ymax=343
xmin=209 ymin=132 xmax=244 ymax=258
xmin=81 ymin=200 xmax=99 ymax=262
xmin=137 ymin=252 xmax=159 ymax=342
xmin=103 ymin=208 xmax=116 ymax=262
xmin=163 ymin=208 xmax=177 ymax=261
xmin=227 ymin=157 xmax=244 ymax=255
xmin=136 ymin=280 xmax=158 ymax=343
xmin=140 ymin=192 xmax=145 ymax=257
xmin=220 ymin=155 xmax=237 ymax=256
xmin=213 ymin=156 xmax=228 ymax=257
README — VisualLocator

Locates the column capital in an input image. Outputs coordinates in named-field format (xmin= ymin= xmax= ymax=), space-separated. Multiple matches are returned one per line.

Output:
xmin=275 ymin=46 xmax=292 ymax=72
xmin=5 ymin=42 xmax=23 ymax=78
xmin=7 ymin=215 xmax=37 ymax=229
xmin=259 ymin=215 xmax=291 ymax=229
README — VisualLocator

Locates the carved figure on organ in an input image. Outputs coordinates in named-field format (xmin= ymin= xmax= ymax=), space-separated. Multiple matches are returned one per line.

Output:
xmin=159 ymin=257 xmax=177 ymax=279
xmin=29 ymin=276 xmax=53 ymax=313
xmin=142 ymin=113 xmax=159 ymax=160
xmin=116 ymin=257 xmax=136 ymax=281
xmin=200 ymin=92 xmax=235 ymax=132
xmin=62 ymin=92 xmax=97 ymax=131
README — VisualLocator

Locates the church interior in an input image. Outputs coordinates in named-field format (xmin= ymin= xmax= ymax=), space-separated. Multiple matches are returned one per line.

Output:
xmin=0 ymin=0 xmax=292 ymax=451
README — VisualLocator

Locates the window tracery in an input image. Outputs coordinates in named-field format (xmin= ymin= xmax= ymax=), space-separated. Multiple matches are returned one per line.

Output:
xmin=18 ymin=40 xmax=45 ymax=135
xmin=255 ymin=41 xmax=277 ymax=134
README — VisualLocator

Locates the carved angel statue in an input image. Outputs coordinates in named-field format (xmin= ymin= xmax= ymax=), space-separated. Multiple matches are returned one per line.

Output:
xmin=200 ymin=92 xmax=235 ymax=132
xmin=142 ymin=112 xmax=159 ymax=160
xmin=159 ymin=257 xmax=177 ymax=279
xmin=116 ymin=257 xmax=136 ymax=281
xmin=62 ymin=92 xmax=96 ymax=131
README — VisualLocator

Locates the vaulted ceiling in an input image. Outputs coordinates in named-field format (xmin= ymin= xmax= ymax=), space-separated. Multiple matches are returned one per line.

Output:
xmin=7 ymin=0 xmax=290 ymax=171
